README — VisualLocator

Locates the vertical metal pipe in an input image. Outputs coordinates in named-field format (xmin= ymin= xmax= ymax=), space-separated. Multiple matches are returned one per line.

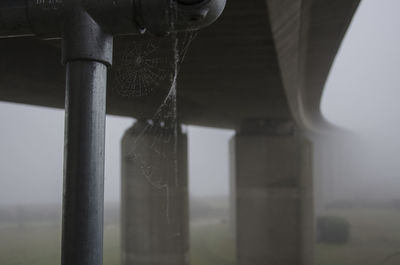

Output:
xmin=62 ymin=60 xmax=107 ymax=265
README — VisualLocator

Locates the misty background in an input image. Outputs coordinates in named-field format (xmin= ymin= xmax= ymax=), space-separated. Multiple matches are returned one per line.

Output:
xmin=321 ymin=0 xmax=400 ymax=202
xmin=0 ymin=0 xmax=399 ymax=206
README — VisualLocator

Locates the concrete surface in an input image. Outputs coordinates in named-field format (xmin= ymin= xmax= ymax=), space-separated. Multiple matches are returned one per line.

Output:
xmin=0 ymin=0 xmax=360 ymax=130
xmin=230 ymin=120 xmax=314 ymax=265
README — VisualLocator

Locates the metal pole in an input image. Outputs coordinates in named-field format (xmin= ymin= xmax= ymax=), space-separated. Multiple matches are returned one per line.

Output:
xmin=62 ymin=61 xmax=107 ymax=265
xmin=61 ymin=5 xmax=112 ymax=265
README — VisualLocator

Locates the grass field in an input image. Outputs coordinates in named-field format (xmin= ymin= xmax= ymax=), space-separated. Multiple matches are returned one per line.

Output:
xmin=0 ymin=222 xmax=120 ymax=265
xmin=190 ymin=223 xmax=235 ymax=265
xmin=316 ymin=208 xmax=400 ymax=265
xmin=1 ymin=208 xmax=400 ymax=265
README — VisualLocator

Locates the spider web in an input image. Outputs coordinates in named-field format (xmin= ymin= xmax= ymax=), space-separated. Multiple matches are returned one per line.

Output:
xmin=114 ymin=39 xmax=169 ymax=98
xmin=114 ymin=31 xmax=198 ymax=99
xmin=120 ymin=31 xmax=197 ymax=224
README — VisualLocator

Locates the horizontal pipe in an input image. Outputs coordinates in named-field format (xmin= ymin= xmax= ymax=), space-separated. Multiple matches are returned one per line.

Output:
xmin=0 ymin=0 xmax=33 ymax=38
xmin=178 ymin=0 xmax=209 ymax=4
xmin=0 ymin=0 xmax=226 ymax=38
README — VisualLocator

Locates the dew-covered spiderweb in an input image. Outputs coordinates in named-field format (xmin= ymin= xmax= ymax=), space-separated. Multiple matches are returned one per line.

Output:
xmin=114 ymin=31 xmax=197 ymax=99
xmin=116 ymin=4 xmax=198 ymax=260
xmin=118 ymin=30 xmax=197 ymax=221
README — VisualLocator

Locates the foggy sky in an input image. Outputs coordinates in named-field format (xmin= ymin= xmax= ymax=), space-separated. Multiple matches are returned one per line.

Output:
xmin=0 ymin=0 xmax=399 ymax=204
xmin=0 ymin=104 xmax=233 ymax=205
xmin=321 ymin=0 xmax=400 ymax=200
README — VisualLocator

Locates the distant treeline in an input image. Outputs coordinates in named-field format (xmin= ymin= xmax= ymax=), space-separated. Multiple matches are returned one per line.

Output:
xmin=0 ymin=204 xmax=61 ymax=223
xmin=190 ymin=197 xmax=229 ymax=221
xmin=326 ymin=198 xmax=400 ymax=210
xmin=0 ymin=203 xmax=119 ymax=225
xmin=0 ymin=197 xmax=229 ymax=224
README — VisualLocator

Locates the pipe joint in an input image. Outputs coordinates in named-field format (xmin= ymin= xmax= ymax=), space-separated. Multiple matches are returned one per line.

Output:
xmin=62 ymin=6 xmax=113 ymax=66
xmin=138 ymin=0 xmax=225 ymax=36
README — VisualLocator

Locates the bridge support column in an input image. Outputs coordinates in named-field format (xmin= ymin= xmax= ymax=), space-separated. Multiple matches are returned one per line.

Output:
xmin=230 ymin=120 xmax=314 ymax=265
xmin=121 ymin=120 xmax=189 ymax=265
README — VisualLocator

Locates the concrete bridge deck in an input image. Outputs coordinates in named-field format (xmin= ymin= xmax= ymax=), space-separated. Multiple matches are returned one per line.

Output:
xmin=0 ymin=0 xmax=359 ymax=130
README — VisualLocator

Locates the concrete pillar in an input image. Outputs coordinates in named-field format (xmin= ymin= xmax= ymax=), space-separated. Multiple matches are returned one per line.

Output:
xmin=121 ymin=120 xmax=189 ymax=265
xmin=230 ymin=119 xmax=314 ymax=265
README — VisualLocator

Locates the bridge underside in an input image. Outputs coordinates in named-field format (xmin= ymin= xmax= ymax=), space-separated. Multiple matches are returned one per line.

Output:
xmin=0 ymin=0 xmax=359 ymax=130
